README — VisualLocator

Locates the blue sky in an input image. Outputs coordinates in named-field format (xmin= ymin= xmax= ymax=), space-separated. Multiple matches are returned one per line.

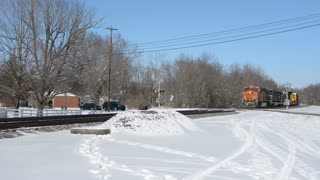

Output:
xmin=86 ymin=0 xmax=320 ymax=88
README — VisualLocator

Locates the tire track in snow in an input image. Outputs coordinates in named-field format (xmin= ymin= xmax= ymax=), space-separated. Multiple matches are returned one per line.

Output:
xmin=80 ymin=135 xmax=217 ymax=179
xmin=282 ymin=131 xmax=320 ymax=159
xmin=79 ymin=135 xmax=162 ymax=180
xmin=106 ymin=138 xmax=216 ymax=162
xmin=255 ymin=124 xmax=319 ymax=180
xmin=113 ymin=156 xmax=210 ymax=166
xmin=253 ymin=124 xmax=296 ymax=180
xmin=275 ymin=141 xmax=296 ymax=180
xmin=184 ymin=120 xmax=254 ymax=180
xmin=222 ymin=121 xmax=276 ymax=179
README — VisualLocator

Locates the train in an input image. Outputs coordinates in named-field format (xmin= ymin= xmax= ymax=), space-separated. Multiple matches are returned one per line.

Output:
xmin=242 ymin=85 xmax=300 ymax=107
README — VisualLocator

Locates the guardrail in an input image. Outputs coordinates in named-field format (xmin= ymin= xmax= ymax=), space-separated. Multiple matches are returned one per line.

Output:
xmin=0 ymin=109 xmax=7 ymax=118
xmin=0 ymin=108 xmax=82 ymax=118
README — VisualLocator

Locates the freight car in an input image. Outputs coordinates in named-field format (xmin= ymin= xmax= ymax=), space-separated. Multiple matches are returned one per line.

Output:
xmin=242 ymin=85 xmax=299 ymax=107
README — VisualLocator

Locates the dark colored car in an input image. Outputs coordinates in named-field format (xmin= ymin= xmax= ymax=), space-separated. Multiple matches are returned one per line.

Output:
xmin=80 ymin=103 xmax=101 ymax=110
xmin=102 ymin=101 xmax=125 ymax=111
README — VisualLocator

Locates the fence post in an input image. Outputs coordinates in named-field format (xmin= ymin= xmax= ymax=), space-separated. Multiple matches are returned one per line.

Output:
xmin=19 ymin=109 xmax=23 ymax=117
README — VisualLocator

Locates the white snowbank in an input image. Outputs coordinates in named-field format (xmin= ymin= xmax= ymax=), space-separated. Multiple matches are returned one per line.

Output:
xmin=96 ymin=109 xmax=199 ymax=136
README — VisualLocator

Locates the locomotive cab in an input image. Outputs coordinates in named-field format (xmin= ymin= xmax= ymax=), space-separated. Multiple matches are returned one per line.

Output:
xmin=243 ymin=85 xmax=260 ymax=106
xmin=288 ymin=91 xmax=300 ymax=105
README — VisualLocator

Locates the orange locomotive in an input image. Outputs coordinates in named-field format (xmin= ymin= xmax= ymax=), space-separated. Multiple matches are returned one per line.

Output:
xmin=242 ymin=85 xmax=260 ymax=106
xmin=242 ymin=85 xmax=299 ymax=107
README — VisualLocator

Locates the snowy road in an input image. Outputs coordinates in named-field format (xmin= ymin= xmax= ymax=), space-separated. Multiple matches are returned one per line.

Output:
xmin=1 ymin=110 xmax=320 ymax=180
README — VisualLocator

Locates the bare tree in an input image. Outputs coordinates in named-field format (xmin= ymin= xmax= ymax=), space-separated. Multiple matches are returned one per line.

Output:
xmin=78 ymin=33 xmax=135 ymax=106
xmin=0 ymin=0 xmax=98 ymax=112
xmin=0 ymin=0 xmax=32 ymax=108
xmin=126 ymin=59 xmax=161 ymax=109
xmin=300 ymin=83 xmax=320 ymax=105
xmin=77 ymin=33 xmax=106 ymax=103
xmin=0 ymin=56 xmax=31 ymax=108
xmin=159 ymin=53 xmax=224 ymax=108
xmin=109 ymin=34 xmax=136 ymax=104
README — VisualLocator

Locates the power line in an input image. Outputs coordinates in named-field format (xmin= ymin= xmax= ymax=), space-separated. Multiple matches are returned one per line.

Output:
xmin=130 ymin=12 xmax=320 ymax=47
xmin=119 ymin=23 xmax=320 ymax=55
xmin=130 ymin=19 xmax=320 ymax=51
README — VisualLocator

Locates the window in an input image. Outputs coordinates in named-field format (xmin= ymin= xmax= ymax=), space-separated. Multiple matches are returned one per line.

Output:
xmin=252 ymin=88 xmax=259 ymax=92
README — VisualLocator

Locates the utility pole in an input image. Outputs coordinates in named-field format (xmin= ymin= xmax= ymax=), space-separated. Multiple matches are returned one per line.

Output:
xmin=158 ymin=81 xmax=161 ymax=108
xmin=106 ymin=26 xmax=118 ymax=111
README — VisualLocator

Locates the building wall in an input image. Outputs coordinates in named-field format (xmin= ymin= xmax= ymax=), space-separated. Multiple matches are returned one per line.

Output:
xmin=0 ymin=96 xmax=13 ymax=107
xmin=53 ymin=96 xmax=79 ymax=108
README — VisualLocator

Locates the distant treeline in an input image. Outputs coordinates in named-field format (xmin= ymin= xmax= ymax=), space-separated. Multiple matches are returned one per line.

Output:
xmin=298 ymin=84 xmax=320 ymax=105
xmin=127 ymin=54 xmax=278 ymax=109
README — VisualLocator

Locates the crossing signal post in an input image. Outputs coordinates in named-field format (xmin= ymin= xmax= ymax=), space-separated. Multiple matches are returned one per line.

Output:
xmin=158 ymin=81 xmax=161 ymax=108
xmin=158 ymin=81 xmax=165 ymax=108
xmin=285 ymin=82 xmax=291 ymax=110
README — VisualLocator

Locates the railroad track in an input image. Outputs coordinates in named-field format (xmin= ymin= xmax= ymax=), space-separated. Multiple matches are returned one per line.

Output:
xmin=237 ymin=105 xmax=320 ymax=116
xmin=176 ymin=109 xmax=235 ymax=115
xmin=261 ymin=109 xmax=320 ymax=116
xmin=0 ymin=113 xmax=116 ymax=130
xmin=0 ymin=109 xmax=236 ymax=130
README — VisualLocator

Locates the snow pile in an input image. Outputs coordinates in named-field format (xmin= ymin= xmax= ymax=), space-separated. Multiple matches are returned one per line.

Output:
xmin=97 ymin=109 xmax=199 ymax=136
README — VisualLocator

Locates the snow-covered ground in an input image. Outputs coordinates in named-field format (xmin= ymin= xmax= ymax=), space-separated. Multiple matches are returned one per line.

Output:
xmin=1 ymin=107 xmax=320 ymax=180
